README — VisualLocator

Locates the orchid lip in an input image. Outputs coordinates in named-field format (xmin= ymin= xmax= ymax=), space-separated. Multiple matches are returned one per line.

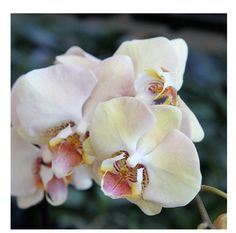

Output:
xmin=45 ymin=120 xmax=92 ymax=179
xmin=101 ymin=150 xmax=149 ymax=199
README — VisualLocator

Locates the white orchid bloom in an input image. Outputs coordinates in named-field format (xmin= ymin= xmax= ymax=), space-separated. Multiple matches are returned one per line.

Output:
xmin=114 ymin=37 xmax=204 ymax=142
xmin=11 ymin=54 xmax=134 ymax=207
xmin=88 ymin=97 xmax=202 ymax=216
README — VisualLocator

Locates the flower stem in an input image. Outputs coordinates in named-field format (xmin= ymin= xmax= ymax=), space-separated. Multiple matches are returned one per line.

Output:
xmin=201 ymin=185 xmax=227 ymax=199
xmin=195 ymin=194 xmax=215 ymax=229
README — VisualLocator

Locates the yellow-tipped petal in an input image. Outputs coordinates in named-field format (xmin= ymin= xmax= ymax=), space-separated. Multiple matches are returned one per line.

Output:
xmin=90 ymin=97 xmax=155 ymax=161
xmin=114 ymin=37 xmax=178 ymax=81
xmin=127 ymin=197 xmax=162 ymax=216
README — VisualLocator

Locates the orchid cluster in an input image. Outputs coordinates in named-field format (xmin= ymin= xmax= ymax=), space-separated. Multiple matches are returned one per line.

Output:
xmin=11 ymin=37 xmax=204 ymax=216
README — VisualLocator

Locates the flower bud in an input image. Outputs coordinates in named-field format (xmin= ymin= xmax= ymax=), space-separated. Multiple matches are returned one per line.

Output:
xmin=214 ymin=213 xmax=227 ymax=229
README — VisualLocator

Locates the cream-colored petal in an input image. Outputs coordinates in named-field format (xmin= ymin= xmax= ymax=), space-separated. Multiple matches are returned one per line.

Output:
xmin=16 ymin=190 xmax=44 ymax=209
xmin=41 ymin=145 xmax=52 ymax=163
xmin=127 ymin=197 xmax=162 ymax=216
xmin=114 ymin=37 xmax=178 ymax=80
xmin=55 ymin=46 xmax=100 ymax=69
xmin=178 ymin=97 xmax=204 ymax=142
xmin=142 ymin=129 xmax=201 ymax=208
xmin=83 ymin=55 xmax=135 ymax=122
xmin=82 ymin=137 xmax=95 ymax=165
xmin=170 ymin=39 xmax=188 ymax=90
xmin=136 ymin=105 xmax=181 ymax=155
xmin=72 ymin=165 xmax=93 ymax=190
xmin=11 ymin=128 xmax=40 ymax=196
xmin=11 ymin=64 xmax=97 ymax=138
xmin=91 ymin=161 xmax=103 ymax=185
xmin=89 ymin=97 xmax=155 ymax=161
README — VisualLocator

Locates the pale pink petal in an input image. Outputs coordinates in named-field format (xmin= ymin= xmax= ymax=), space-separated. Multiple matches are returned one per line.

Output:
xmin=89 ymin=97 xmax=155 ymax=161
xmin=170 ymin=39 xmax=188 ymax=90
xmin=83 ymin=55 xmax=135 ymax=122
xmin=55 ymin=46 xmax=100 ymax=69
xmin=142 ymin=129 xmax=201 ymax=207
xmin=11 ymin=128 xmax=40 ymax=196
xmin=11 ymin=64 xmax=97 ymax=138
xmin=114 ymin=37 xmax=178 ymax=81
xmin=178 ymin=97 xmax=204 ymax=142
xmin=16 ymin=190 xmax=44 ymax=209
xmin=51 ymin=142 xmax=82 ymax=179
xmin=46 ymin=177 xmax=67 ymax=206
xmin=136 ymin=105 xmax=181 ymax=155
xmin=127 ymin=197 xmax=162 ymax=216
xmin=39 ymin=165 xmax=53 ymax=187
xmin=101 ymin=171 xmax=132 ymax=199
xmin=72 ymin=165 xmax=93 ymax=190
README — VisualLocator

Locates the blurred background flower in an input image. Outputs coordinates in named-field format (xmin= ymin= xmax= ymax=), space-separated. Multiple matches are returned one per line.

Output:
xmin=11 ymin=14 xmax=226 ymax=229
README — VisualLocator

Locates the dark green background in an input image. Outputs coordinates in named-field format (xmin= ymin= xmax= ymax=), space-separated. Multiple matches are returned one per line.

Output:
xmin=11 ymin=14 xmax=227 ymax=229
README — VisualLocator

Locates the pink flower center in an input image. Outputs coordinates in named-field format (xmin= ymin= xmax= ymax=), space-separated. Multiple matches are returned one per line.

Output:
xmin=46 ymin=122 xmax=86 ymax=178
xmin=101 ymin=151 xmax=149 ymax=198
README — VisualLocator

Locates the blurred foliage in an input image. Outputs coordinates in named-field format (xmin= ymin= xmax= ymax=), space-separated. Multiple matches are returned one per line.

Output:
xmin=11 ymin=14 xmax=226 ymax=229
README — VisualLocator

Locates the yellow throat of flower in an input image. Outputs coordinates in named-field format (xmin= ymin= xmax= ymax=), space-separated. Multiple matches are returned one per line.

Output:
xmin=147 ymin=68 xmax=178 ymax=106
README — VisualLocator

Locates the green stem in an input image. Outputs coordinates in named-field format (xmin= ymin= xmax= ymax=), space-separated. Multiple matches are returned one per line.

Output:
xmin=195 ymin=194 xmax=215 ymax=229
xmin=201 ymin=185 xmax=227 ymax=199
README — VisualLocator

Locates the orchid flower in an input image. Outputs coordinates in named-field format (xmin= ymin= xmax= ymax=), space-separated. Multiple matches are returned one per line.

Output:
xmin=11 ymin=128 xmax=67 ymax=208
xmin=11 ymin=128 xmax=93 ymax=208
xmin=114 ymin=37 xmax=204 ymax=142
xmin=11 ymin=55 xmax=134 ymax=207
xmin=88 ymin=97 xmax=202 ymax=216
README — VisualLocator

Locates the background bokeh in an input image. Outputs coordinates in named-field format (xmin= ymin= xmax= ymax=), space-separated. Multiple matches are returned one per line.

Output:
xmin=11 ymin=14 xmax=227 ymax=229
